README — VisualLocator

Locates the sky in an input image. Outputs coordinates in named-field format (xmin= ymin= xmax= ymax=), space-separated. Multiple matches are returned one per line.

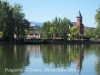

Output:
xmin=6 ymin=0 xmax=100 ymax=27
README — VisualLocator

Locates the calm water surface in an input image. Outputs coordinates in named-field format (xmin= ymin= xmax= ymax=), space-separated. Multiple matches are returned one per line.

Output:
xmin=0 ymin=44 xmax=100 ymax=75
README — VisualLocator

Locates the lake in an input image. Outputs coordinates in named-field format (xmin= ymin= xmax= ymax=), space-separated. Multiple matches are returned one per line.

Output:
xmin=0 ymin=44 xmax=100 ymax=75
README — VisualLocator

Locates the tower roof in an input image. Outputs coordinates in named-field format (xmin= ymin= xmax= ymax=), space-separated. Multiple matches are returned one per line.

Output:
xmin=77 ymin=11 xmax=83 ymax=18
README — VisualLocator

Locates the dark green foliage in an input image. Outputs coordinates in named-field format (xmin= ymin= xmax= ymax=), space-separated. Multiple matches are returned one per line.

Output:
xmin=0 ymin=1 xmax=30 ymax=41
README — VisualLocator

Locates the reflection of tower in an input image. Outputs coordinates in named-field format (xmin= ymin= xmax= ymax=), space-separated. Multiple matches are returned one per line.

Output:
xmin=76 ymin=45 xmax=84 ymax=74
xmin=14 ymin=45 xmax=17 ymax=60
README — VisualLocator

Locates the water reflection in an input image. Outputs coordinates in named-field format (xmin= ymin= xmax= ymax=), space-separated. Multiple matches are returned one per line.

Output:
xmin=41 ymin=45 xmax=84 ymax=72
xmin=0 ymin=44 xmax=100 ymax=75
xmin=0 ymin=45 xmax=30 ymax=75
xmin=27 ymin=45 xmax=41 ymax=58
xmin=40 ymin=44 xmax=100 ymax=75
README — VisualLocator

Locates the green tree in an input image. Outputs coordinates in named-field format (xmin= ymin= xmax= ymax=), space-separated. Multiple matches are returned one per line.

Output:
xmin=41 ymin=17 xmax=71 ymax=39
xmin=13 ymin=4 xmax=29 ymax=41
xmin=84 ymin=28 xmax=91 ymax=39
xmin=41 ymin=21 xmax=51 ymax=38
xmin=95 ymin=5 xmax=100 ymax=39
xmin=0 ymin=1 xmax=14 ymax=41
xmin=0 ymin=1 xmax=30 ymax=41
xmin=95 ymin=27 xmax=100 ymax=39
xmin=52 ymin=17 xmax=61 ymax=38
xmin=49 ymin=27 xmax=55 ymax=39
xmin=69 ymin=26 xmax=79 ymax=40
xmin=60 ymin=17 xmax=70 ymax=39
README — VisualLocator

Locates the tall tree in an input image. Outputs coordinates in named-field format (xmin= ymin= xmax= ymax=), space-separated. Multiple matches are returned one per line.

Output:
xmin=95 ymin=5 xmax=100 ymax=39
xmin=41 ymin=21 xmax=51 ymax=38
xmin=60 ymin=17 xmax=70 ymax=39
xmin=0 ymin=1 xmax=30 ymax=41
xmin=52 ymin=17 xmax=61 ymax=37
xmin=0 ymin=1 xmax=14 ymax=41
xmin=69 ymin=26 xmax=79 ymax=40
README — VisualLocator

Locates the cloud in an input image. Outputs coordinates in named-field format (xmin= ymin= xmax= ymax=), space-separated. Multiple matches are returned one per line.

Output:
xmin=58 ymin=14 xmax=61 ymax=17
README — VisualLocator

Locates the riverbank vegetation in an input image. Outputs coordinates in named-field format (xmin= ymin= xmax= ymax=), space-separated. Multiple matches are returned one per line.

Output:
xmin=0 ymin=1 xmax=30 ymax=42
xmin=40 ymin=5 xmax=100 ymax=41
xmin=0 ymin=0 xmax=100 ymax=42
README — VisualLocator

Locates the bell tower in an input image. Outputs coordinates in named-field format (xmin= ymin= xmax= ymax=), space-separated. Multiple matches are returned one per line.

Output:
xmin=76 ymin=11 xmax=84 ymax=37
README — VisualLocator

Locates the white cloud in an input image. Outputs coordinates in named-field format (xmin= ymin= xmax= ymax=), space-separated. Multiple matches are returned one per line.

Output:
xmin=58 ymin=14 xmax=61 ymax=17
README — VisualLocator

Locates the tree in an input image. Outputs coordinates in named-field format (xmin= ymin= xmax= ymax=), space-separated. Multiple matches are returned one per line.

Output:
xmin=60 ymin=17 xmax=70 ymax=39
xmin=13 ymin=3 xmax=27 ymax=41
xmin=0 ymin=1 xmax=14 ymax=41
xmin=49 ymin=27 xmax=55 ymax=39
xmin=95 ymin=5 xmax=100 ymax=39
xmin=41 ymin=21 xmax=51 ymax=38
xmin=83 ymin=28 xmax=92 ymax=40
xmin=95 ymin=27 xmax=100 ymax=39
xmin=41 ymin=17 xmax=71 ymax=39
xmin=52 ymin=17 xmax=61 ymax=38
xmin=0 ymin=1 xmax=30 ymax=41
xmin=69 ymin=26 xmax=79 ymax=40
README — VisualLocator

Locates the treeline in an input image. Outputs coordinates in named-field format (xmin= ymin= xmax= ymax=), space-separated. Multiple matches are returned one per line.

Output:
xmin=41 ymin=6 xmax=100 ymax=40
xmin=41 ymin=17 xmax=89 ymax=40
xmin=41 ymin=17 xmax=71 ymax=39
xmin=0 ymin=1 xmax=30 ymax=41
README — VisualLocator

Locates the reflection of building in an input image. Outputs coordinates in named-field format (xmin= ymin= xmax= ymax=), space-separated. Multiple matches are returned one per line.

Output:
xmin=27 ymin=45 xmax=41 ymax=58
xmin=68 ymin=45 xmax=84 ymax=74
xmin=76 ymin=45 xmax=84 ymax=74
xmin=27 ymin=45 xmax=40 ymax=51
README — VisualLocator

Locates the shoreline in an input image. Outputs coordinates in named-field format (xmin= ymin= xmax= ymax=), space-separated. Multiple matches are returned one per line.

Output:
xmin=0 ymin=40 xmax=100 ymax=45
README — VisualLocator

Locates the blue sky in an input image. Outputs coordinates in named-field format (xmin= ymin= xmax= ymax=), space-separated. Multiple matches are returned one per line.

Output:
xmin=7 ymin=0 xmax=100 ymax=27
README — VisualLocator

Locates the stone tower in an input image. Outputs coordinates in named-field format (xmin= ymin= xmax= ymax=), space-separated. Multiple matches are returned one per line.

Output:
xmin=76 ymin=11 xmax=84 ymax=37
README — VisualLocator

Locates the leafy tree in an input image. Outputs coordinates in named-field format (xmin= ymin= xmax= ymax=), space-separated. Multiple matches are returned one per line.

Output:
xmin=0 ymin=1 xmax=30 ymax=41
xmin=41 ymin=17 xmax=71 ymax=39
xmin=69 ymin=26 xmax=79 ymax=40
xmin=60 ymin=17 xmax=70 ymax=39
xmin=41 ymin=21 xmax=51 ymax=38
xmin=49 ymin=27 xmax=55 ymax=39
xmin=95 ymin=27 xmax=100 ymax=39
xmin=0 ymin=1 xmax=14 ymax=41
xmin=95 ymin=5 xmax=100 ymax=39
xmin=13 ymin=4 xmax=30 ymax=41
xmin=84 ymin=28 xmax=91 ymax=39
xmin=83 ymin=28 xmax=96 ymax=40
xmin=52 ymin=17 xmax=61 ymax=37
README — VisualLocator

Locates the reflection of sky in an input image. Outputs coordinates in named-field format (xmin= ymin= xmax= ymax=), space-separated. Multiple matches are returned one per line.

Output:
xmin=22 ymin=45 xmax=98 ymax=75
xmin=81 ymin=55 xmax=97 ymax=75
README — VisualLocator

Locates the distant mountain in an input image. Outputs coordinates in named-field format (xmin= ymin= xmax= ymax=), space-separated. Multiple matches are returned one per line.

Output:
xmin=30 ymin=21 xmax=43 ymax=27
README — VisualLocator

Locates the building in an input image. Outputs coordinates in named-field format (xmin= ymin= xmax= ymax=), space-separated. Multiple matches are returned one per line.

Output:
xmin=70 ymin=11 xmax=84 ymax=39
xmin=27 ymin=11 xmax=84 ymax=39
xmin=27 ymin=31 xmax=43 ymax=39
xmin=26 ymin=24 xmax=43 ymax=39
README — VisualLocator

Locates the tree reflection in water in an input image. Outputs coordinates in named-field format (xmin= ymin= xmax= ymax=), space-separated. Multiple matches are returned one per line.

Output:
xmin=0 ymin=45 xmax=30 ymax=75
xmin=41 ymin=44 xmax=100 ymax=75
xmin=41 ymin=45 xmax=84 ymax=70
xmin=0 ymin=44 xmax=100 ymax=75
